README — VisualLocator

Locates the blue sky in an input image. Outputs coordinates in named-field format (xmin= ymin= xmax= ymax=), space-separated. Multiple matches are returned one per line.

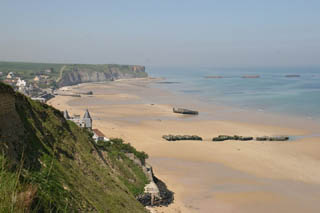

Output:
xmin=0 ymin=0 xmax=319 ymax=67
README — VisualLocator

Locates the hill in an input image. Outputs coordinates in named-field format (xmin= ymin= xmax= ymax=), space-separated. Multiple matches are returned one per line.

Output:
xmin=0 ymin=82 xmax=150 ymax=212
xmin=0 ymin=61 xmax=147 ymax=88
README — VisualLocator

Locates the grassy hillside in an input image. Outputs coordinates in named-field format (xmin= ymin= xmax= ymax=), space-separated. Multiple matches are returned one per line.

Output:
xmin=0 ymin=82 xmax=149 ymax=212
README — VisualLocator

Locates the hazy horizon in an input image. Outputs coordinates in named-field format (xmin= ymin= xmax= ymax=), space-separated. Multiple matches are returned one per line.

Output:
xmin=1 ymin=0 xmax=319 ymax=68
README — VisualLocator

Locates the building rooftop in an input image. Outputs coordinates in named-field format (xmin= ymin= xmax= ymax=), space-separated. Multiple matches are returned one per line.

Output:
xmin=92 ymin=129 xmax=105 ymax=137
xmin=83 ymin=109 xmax=92 ymax=119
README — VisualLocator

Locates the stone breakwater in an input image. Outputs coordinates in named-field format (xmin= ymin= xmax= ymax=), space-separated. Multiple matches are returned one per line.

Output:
xmin=212 ymin=135 xmax=253 ymax=141
xmin=212 ymin=135 xmax=290 ymax=142
xmin=162 ymin=135 xmax=203 ymax=141
xmin=162 ymin=134 xmax=290 ymax=142
xmin=256 ymin=136 xmax=289 ymax=141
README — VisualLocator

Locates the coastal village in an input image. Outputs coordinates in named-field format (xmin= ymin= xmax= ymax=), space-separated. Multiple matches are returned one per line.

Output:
xmin=0 ymin=69 xmax=95 ymax=103
xmin=0 ymin=70 xmax=56 ymax=102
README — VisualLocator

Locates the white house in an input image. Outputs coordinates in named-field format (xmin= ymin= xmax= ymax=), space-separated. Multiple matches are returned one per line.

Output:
xmin=63 ymin=109 xmax=93 ymax=130
xmin=92 ymin=129 xmax=109 ymax=142
xmin=31 ymin=97 xmax=46 ymax=103
xmin=63 ymin=110 xmax=110 ymax=142
xmin=16 ymin=78 xmax=26 ymax=87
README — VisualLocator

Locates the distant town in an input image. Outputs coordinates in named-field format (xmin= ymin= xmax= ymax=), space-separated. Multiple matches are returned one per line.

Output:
xmin=0 ymin=69 xmax=57 ymax=103
xmin=0 ymin=61 xmax=146 ymax=103
xmin=0 ymin=68 xmax=93 ymax=103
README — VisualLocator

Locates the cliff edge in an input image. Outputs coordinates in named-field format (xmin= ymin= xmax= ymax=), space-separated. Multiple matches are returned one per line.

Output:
xmin=0 ymin=82 xmax=149 ymax=212
xmin=0 ymin=61 xmax=148 ymax=88
xmin=57 ymin=64 xmax=147 ymax=87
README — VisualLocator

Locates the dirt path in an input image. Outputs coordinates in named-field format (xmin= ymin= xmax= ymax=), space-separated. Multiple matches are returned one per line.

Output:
xmin=56 ymin=65 xmax=66 ymax=82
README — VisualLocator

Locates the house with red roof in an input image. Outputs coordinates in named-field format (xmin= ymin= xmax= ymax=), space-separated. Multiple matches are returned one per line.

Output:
xmin=92 ymin=129 xmax=109 ymax=142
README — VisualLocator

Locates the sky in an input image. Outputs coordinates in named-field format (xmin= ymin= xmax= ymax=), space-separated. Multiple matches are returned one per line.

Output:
xmin=0 ymin=0 xmax=319 ymax=68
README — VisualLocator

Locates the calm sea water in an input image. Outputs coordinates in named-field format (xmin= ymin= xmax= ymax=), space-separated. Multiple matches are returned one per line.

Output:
xmin=148 ymin=67 xmax=320 ymax=123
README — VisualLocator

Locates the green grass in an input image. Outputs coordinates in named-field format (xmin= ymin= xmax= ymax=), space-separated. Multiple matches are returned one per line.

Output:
xmin=97 ymin=138 xmax=149 ymax=196
xmin=97 ymin=138 xmax=149 ymax=165
xmin=0 ymin=154 xmax=21 ymax=213
xmin=0 ymin=82 xmax=149 ymax=212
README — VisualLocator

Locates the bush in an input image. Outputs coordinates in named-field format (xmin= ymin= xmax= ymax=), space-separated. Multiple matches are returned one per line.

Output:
xmin=96 ymin=138 xmax=148 ymax=165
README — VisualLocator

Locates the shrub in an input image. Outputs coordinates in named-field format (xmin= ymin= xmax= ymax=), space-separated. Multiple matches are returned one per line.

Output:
xmin=96 ymin=138 xmax=148 ymax=165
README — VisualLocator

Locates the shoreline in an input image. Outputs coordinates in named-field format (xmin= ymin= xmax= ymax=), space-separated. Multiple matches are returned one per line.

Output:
xmin=77 ymin=77 xmax=320 ymax=133
xmin=148 ymin=80 xmax=320 ymax=134
xmin=48 ymin=78 xmax=320 ymax=213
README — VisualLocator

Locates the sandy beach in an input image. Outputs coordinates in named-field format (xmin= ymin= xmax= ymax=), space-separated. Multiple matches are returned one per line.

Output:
xmin=48 ymin=79 xmax=320 ymax=213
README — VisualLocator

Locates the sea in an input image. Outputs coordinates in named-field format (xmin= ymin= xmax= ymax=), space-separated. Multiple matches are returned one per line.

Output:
xmin=148 ymin=66 xmax=320 ymax=126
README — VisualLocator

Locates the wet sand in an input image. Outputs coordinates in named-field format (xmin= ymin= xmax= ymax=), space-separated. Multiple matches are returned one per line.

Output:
xmin=48 ymin=79 xmax=320 ymax=213
xmin=150 ymin=157 xmax=320 ymax=213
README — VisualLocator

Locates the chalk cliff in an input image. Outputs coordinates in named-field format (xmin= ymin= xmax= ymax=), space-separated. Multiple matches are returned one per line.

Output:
xmin=0 ymin=61 xmax=148 ymax=88
xmin=58 ymin=65 xmax=147 ymax=87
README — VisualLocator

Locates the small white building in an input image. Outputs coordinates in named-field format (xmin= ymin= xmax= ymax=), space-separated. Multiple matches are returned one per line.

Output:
xmin=31 ymin=97 xmax=46 ymax=103
xmin=16 ymin=78 xmax=26 ymax=87
xmin=92 ymin=129 xmax=109 ymax=142
xmin=63 ymin=109 xmax=93 ymax=130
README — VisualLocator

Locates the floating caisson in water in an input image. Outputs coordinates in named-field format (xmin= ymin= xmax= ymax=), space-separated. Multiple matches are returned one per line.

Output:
xmin=173 ymin=108 xmax=199 ymax=115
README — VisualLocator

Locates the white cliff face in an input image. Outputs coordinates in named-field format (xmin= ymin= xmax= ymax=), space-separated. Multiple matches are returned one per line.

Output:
xmin=58 ymin=65 xmax=147 ymax=87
